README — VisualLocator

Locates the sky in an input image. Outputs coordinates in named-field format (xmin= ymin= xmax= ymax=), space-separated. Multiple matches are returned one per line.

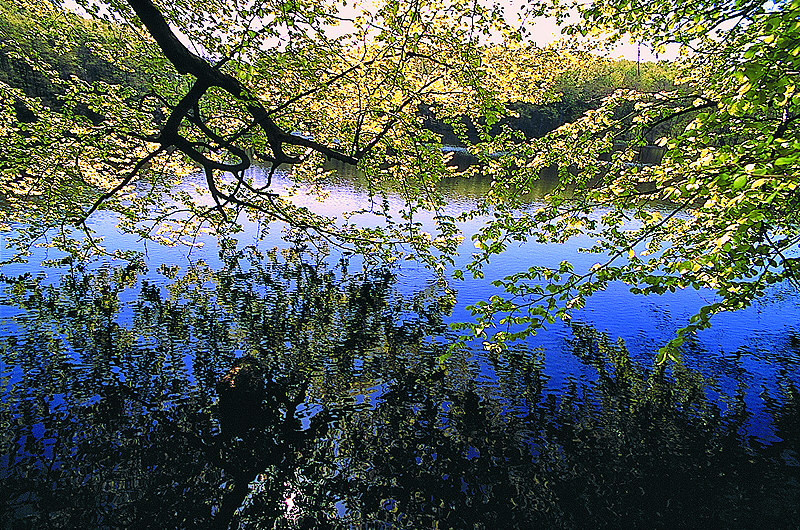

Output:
xmin=520 ymin=15 xmax=674 ymax=62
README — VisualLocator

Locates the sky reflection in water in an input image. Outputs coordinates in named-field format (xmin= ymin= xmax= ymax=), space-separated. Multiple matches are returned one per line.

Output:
xmin=1 ymin=167 xmax=799 ymax=528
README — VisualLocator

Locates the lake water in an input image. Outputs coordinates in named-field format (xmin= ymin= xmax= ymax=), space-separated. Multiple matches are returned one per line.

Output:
xmin=1 ymin=166 xmax=799 ymax=528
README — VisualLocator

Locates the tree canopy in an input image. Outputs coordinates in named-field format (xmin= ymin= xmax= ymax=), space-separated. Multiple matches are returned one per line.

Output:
xmin=1 ymin=0 xmax=798 ymax=361
xmin=463 ymin=0 xmax=800 ymax=361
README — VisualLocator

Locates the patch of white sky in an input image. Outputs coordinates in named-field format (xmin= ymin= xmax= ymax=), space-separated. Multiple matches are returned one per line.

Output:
xmin=61 ymin=0 xmax=680 ymax=61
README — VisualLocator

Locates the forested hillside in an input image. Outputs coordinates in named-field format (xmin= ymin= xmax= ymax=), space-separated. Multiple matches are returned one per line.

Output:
xmin=0 ymin=1 xmax=170 ymax=119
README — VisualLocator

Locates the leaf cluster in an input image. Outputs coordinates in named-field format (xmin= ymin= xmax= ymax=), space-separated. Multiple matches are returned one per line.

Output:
xmin=462 ymin=0 xmax=800 ymax=360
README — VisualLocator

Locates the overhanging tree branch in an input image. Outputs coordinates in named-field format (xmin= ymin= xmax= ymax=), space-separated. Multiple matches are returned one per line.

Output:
xmin=77 ymin=146 xmax=166 ymax=224
xmin=126 ymin=0 xmax=359 ymax=168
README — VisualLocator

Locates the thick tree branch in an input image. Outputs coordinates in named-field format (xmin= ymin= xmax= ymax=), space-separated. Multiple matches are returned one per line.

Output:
xmin=126 ymin=0 xmax=359 ymax=167
xmin=775 ymin=112 xmax=800 ymax=138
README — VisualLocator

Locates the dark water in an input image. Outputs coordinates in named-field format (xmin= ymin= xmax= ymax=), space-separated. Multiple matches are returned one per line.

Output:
xmin=1 ymin=169 xmax=799 ymax=528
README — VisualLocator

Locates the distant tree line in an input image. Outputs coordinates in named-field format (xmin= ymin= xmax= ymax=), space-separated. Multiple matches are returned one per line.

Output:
xmin=424 ymin=55 xmax=677 ymax=145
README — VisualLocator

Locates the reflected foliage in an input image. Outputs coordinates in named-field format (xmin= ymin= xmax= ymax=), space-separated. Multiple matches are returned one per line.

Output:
xmin=1 ymin=256 xmax=798 ymax=528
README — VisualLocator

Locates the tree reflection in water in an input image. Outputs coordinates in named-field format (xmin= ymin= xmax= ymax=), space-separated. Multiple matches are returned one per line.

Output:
xmin=0 ymin=248 xmax=798 ymax=528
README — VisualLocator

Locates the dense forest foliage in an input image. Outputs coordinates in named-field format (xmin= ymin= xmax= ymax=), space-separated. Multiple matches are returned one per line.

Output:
xmin=0 ymin=2 xmax=160 ymax=110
